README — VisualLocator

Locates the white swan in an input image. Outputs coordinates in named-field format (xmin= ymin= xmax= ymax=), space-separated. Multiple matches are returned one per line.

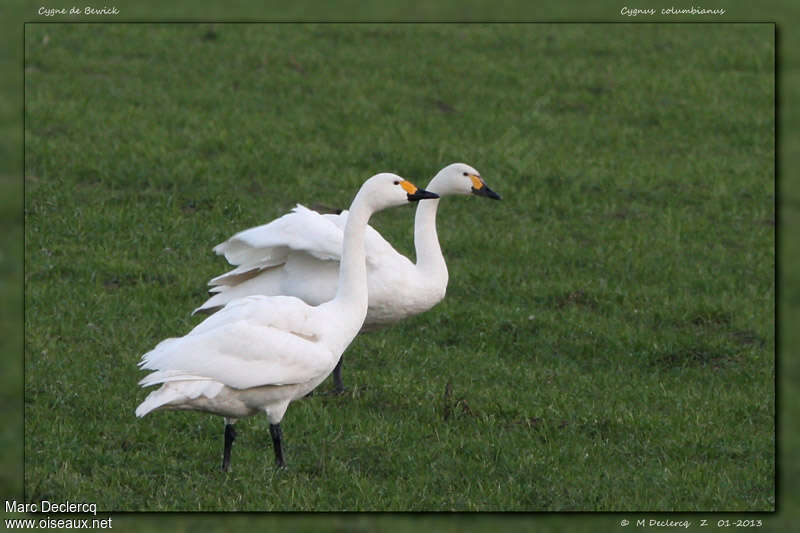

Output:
xmin=135 ymin=173 xmax=438 ymax=470
xmin=194 ymin=163 xmax=500 ymax=392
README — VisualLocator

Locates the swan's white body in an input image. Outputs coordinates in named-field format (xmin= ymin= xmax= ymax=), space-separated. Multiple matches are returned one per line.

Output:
xmin=135 ymin=173 xmax=437 ymax=468
xmin=195 ymin=163 xmax=499 ymax=331
xmin=135 ymin=293 xmax=345 ymax=423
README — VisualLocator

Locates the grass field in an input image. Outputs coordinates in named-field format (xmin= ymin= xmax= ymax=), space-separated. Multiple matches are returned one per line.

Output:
xmin=24 ymin=23 xmax=774 ymax=511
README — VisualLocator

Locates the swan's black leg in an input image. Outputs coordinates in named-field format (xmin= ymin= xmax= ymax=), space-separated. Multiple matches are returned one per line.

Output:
xmin=222 ymin=422 xmax=236 ymax=472
xmin=332 ymin=357 xmax=345 ymax=394
xmin=269 ymin=423 xmax=286 ymax=468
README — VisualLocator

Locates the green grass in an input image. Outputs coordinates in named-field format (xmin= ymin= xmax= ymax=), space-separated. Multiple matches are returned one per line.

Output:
xmin=24 ymin=23 xmax=774 ymax=511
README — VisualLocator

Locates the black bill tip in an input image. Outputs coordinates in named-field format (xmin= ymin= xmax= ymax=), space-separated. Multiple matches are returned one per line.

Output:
xmin=407 ymin=188 xmax=440 ymax=202
xmin=472 ymin=184 xmax=501 ymax=200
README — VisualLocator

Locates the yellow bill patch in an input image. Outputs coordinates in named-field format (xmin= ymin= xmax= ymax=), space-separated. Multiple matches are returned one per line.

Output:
xmin=469 ymin=175 xmax=484 ymax=189
xmin=400 ymin=180 xmax=419 ymax=194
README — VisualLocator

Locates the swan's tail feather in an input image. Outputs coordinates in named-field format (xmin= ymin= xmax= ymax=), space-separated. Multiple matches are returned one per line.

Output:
xmin=194 ymin=269 xmax=284 ymax=315
xmin=192 ymin=286 xmax=252 ymax=315
xmin=135 ymin=389 xmax=172 ymax=417
xmin=135 ymin=374 xmax=224 ymax=417
xmin=192 ymin=294 xmax=227 ymax=316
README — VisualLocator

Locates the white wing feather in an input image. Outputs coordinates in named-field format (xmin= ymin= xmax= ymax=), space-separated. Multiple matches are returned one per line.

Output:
xmin=211 ymin=205 xmax=344 ymax=284
xmin=210 ymin=205 xmax=405 ymax=285
xmin=139 ymin=295 xmax=331 ymax=389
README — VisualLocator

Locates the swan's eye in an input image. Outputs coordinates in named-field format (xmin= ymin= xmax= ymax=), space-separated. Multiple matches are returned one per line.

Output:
xmin=462 ymin=172 xmax=468 ymax=176
xmin=393 ymin=180 xmax=400 ymax=185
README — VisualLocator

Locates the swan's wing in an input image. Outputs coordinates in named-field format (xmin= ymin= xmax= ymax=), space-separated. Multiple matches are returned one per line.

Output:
xmin=140 ymin=296 xmax=331 ymax=388
xmin=209 ymin=205 xmax=409 ymax=293
xmin=214 ymin=205 xmax=345 ymax=268
xmin=138 ymin=321 xmax=331 ymax=389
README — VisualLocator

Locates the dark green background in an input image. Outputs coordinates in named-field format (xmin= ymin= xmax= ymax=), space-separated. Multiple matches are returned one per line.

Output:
xmin=3 ymin=1 xmax=794 ymax=531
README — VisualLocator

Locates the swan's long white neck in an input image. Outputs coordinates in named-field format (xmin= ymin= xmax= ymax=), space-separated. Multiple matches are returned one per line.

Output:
xmin=330 ymin=190 xmax=372 ymax=324
xmin=413 ymin=181 xmax=448 ymax=284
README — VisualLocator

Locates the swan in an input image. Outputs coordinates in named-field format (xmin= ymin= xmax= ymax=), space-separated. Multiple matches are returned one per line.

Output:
xmin=194 ymin=163 xmax=500 ymax=392
xmin=135 ymin=173 xmax=439 ymax=470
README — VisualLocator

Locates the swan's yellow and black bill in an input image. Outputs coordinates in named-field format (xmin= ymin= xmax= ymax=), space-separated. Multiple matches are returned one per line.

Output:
xmin=469 ymin=174 xmax=501 ymax=200
xmin=401 ymin=181 xmax=440 ymax=202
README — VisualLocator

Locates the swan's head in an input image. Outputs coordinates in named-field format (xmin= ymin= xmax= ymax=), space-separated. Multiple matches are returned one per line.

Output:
xmin=427 ymin=163 xmax=501 ymax=200
xmin=358 ymin=173 xmax=439 ymax=212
